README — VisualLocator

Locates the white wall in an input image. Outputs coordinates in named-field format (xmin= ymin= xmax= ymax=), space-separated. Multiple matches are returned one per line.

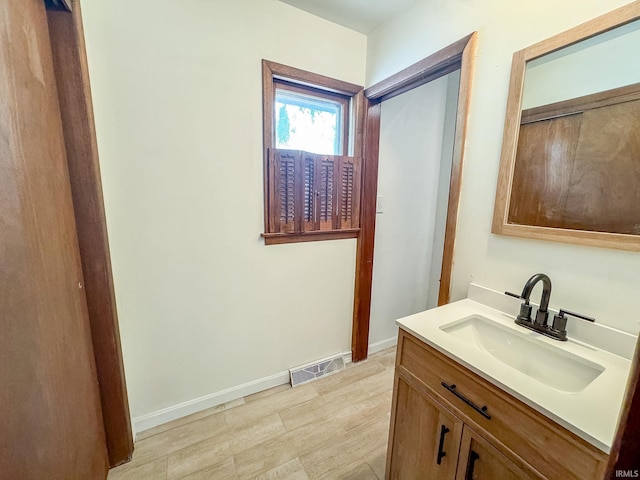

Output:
xmin=81 ymin=0 xmax=367 ymax=424
xmin=369 ymin=73 xmax=459 ymax=344
xmin=523 ymin=19 xmax=640 ymax=109
xmin=367 ymin=0 xmax=640 ymax=336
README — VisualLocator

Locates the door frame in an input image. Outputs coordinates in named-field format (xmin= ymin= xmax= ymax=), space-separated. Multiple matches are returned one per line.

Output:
xmin=606 ymin=333 xmax=640 ymax=477
xmin=46 ymin=1 xmax=133 ymax=467
xmin=351 ymin=33 xmax=477 ymax=362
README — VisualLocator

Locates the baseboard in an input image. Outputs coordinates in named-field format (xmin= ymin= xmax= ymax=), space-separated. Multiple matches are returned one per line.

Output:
xmin=133 ymin=370 xmax=290 ymax=435
xmin=341 ymin=336 xmax=396 ymax=364
xmin=133 ymin=336 xmax=397 ymax=436
xmin=369 ymin=336 xmax=398 ymax=355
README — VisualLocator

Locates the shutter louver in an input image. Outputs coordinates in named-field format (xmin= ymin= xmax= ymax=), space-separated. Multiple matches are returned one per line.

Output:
xmin=341 ymin=161 xmax=353 ymax=221
xmin=267 ymin=149 xmax=361 ymax=237
xmin=318 ymin=156 xmax=337 ymax=230
xmin=280 ymin=158 xmax=295 ymax=225
xmin=302 ymin=152 xmax=316 ymax=232
xmin=269 ymin=149 xmax=298 ymax=233
xmin=339 ymin=156 xmax=361 ymax=229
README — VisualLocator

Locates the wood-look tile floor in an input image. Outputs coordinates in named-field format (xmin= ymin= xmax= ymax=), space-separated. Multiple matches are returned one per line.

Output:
xmin=108 ymin=348 xmax=396 ymax=480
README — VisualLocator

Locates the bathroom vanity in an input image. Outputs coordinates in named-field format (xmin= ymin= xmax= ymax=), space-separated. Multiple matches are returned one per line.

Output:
xmin=385 ymin=285 xmax=634 ymax=479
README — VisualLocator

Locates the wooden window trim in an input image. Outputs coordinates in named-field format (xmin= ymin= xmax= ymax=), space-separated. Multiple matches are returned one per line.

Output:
xmin=262 ymin=229 xmax=360 ymax=246
xmin=262 ymin=60 xmax=364 ymax=244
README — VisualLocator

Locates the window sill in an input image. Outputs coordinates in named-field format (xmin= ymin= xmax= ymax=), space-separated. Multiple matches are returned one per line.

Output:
xmin=262 ymin=229 xmax=360 ymax=245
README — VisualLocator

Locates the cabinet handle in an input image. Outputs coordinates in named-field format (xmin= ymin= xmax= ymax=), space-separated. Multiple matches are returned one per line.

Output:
xmin=436 ymin=425 xmax=449 ymax=465
xmin=465 ymin=450 xmax=480 ymax=480
xmin=441 ymin=382 xmax=491 ymax=419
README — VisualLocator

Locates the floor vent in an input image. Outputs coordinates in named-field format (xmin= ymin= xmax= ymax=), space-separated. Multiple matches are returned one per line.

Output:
xmin=289 ymin=354 xmax=345 ymax=387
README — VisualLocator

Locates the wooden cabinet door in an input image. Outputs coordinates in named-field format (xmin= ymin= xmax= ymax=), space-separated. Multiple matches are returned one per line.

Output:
xmin=456 ymin=427 xmax=541 ymax=480
xmin=0 ymin=0 xmax=108 ymax=478
xmin=387 ymin=374 xmax=464 ymax=480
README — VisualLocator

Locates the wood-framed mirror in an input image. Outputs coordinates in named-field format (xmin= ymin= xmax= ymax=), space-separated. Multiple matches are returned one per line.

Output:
xmin=493 ymin=1 xmax=640 ymax=251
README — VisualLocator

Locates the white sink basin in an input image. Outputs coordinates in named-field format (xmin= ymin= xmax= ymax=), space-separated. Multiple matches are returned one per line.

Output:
xmin=440 ymin=315 xmax=605 ymax=393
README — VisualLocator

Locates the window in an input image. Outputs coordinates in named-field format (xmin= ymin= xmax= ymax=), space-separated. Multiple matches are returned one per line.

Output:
xmin=262 ymin=60 xmax=364 ymax=245
xmin=275 ymin=83 xmax=349 ymax=155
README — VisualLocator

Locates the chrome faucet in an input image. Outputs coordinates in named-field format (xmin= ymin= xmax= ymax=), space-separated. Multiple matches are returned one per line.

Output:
xmin=506 ymin=273 xmax=595 ymax=341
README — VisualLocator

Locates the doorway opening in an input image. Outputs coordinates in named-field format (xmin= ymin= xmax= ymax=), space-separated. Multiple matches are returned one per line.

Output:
xmin=368 ymin=71 xmax=461 ymax=345
xmin=351 ymin=33 xmax=477 ymax=361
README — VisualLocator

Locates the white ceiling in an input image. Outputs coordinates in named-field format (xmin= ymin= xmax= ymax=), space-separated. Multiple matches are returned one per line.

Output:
xmin=278 ymin=0 xmax=420 ymax=34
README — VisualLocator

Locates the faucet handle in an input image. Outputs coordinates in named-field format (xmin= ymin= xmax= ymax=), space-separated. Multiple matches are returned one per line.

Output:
xmin=551 ymin=309 xmax=596 ymax=340
xmin=505 ymin=291 xmax=524 ymax=299
xmin=504 ymin=291 xmax=533 ymax=323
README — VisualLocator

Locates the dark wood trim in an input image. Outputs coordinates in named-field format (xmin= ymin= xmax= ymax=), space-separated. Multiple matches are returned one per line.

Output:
xmin=264 ymin=60 xmax=363 ymax=97
xmin=364 ymin=34 xmax=474 ymax=102
xmin=352 ymin=101 xmax=380 ymax=362
xmin=263 ymin=61 xmax=277 ymax=233
xmin=521 ymin=81 xmax=640 ymax=124
xmin=274 ymin=78 xmax=353 ymax=101
xmin=45 ymin=0 xmax=72 ymax=11
xmin=262 ymin=229 xmax=359 ymax=245
xmin=438 ymin=33 xmax=477 ymax=306
xmin=605 ymin=335 xmax=640 ymax=478
xmin=351 ymin=90 xmax=366 ymax=223
xmin=262 ymin=59 xmax=365 ymax=241
xmin=372 ymin=63 xmax=462 ymax=104
xmin=352 ymin=90 xmax=366 ymax=159
xmin=351 ymin=33 xmax=478 ymax=361
xmin=46 ymin=3 xmax=133 ymax=467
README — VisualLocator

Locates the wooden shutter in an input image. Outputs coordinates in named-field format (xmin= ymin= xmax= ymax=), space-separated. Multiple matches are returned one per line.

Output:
xmin=338 ymin=156 xmax=361 ymax=229
xmin=316 ymin=155 xmax=339 ymax=231
xmin=269 ymin=149 xmax=298 ymax=233
xmin=302 ymin=152 xmax=316 ymax=232
xmin=268 ymin=149 xmax=361 ymax=235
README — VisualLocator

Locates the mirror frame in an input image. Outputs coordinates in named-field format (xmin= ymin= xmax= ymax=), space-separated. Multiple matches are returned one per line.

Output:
xmin=492 ymin=1 xmax=640 ymax=252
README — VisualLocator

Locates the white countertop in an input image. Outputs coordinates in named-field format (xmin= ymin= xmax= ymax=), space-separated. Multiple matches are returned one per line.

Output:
xmin=396 ymin=296 xmax=632 ymax=453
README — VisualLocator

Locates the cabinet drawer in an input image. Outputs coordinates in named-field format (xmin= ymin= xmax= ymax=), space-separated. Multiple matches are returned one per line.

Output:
xmin=397 ymin=330 xmax=608 ymax=480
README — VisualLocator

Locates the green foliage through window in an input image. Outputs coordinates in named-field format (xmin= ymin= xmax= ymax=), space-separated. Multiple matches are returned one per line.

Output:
xmin=277 ymin=105 xmax=290 ymax=145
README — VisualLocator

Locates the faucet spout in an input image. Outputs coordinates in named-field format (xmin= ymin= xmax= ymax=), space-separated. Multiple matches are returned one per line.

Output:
xmin=508 ymin=273 xmax=589 ymax=341
xmin=521 ymin=273 xmax=552 ymax=325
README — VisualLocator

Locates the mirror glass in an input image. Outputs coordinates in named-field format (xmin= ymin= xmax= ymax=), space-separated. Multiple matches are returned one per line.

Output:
xmin=521 ymin=21 xmax=640 ymax=111
xmin=493 ymin=8 xmax=640 ymax=250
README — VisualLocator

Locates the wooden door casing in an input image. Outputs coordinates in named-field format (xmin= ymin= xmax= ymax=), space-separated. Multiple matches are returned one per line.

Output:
xmin=46 ymin=2 xmax=133 ymax=465
xmin=0 ymin=0 xmax=108 ymax=477
xmin=352 ymin=33 xmax=477 ymax=361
